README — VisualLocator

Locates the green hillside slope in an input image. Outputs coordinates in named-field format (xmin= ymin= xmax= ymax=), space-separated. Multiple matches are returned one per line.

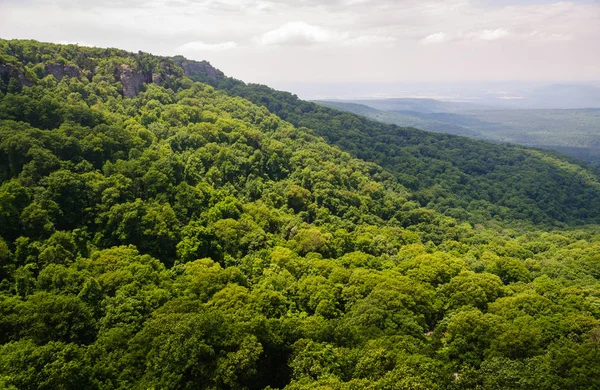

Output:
xmin=1 ymin=39 xmax=600 ymax=389
xmin=174 ymin=60 xmax=600 ymax=226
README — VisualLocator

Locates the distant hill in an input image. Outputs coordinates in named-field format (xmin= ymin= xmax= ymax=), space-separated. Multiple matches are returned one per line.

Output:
xmin=322 ymin=98 xmax=491 ymax=113
xmin=288 ymin=81 xmax=600 ymax=110
xmin=488 ymin=84 xmax=600 ymax=109
xmin=316 ymin=100 xmax=600 ymax=166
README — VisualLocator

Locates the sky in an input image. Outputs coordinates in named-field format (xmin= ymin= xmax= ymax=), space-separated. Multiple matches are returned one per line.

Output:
xmin=1 ymin=0 xmax=599 ymax=88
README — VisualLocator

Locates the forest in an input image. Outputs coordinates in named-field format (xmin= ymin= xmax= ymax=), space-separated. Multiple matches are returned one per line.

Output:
xmin=0 ymin=39 xmax=600 ymax=389
xmin=178 ymin=60 xmax=600 ymax=226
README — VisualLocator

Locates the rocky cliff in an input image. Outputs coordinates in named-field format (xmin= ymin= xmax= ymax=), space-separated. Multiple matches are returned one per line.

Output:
xmin=118 ymin=64 xmax=148 ymax=98
xmin=0 ymin=63 xmax=34 ymax=88
xmin=2 ymin=54 xmax=222 ymax=97
xmin=176 ymin=59 xmax=224 ymax=86
xmin=45 ymin=63 xmax=80 ymax=81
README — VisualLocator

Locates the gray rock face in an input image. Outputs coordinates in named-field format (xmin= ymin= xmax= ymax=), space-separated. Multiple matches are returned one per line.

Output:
xmin=0 ymin=64 xmax=34 ymax=87
xmin=45 ymin=63 xmax=80 ymax=80
xmin=152 ymin=72 xmax=163 ymax=86
xmin=118 ymin=64 xmax=147 ymax=97
xmin=180 ymin=61 xmax=220 ymax=84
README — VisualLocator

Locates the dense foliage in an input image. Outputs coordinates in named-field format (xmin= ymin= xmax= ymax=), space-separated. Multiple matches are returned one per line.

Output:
xmin=1 ymin=39 xmax=600 ymax=389
xmin=181 ymin=65 xmax=600 ymax=226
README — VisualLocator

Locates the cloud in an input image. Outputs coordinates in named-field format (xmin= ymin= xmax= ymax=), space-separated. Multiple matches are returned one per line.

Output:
xmin=421 ymin=32 xmax=448 ymax=44
xmin=528 ymin=30 xmax=571 ymax=42
xmin=260 ymin=21 xmax=395 ymax=47
xmin=473 ymin=28 xmax=510 ymax=41
xmin=178 ymin=40 xmax=239 ymax=51
xmin=260 ymin=22 xmax=345 ymax=46
xmin=422 ymin=28 xmax=511 ymax=45
xmin=57 ymin=39 xmax=97 ymax=47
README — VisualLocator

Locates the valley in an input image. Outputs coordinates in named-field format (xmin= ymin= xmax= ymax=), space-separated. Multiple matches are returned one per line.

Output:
xmin=316 ymin=99 xmax=600 ymax=165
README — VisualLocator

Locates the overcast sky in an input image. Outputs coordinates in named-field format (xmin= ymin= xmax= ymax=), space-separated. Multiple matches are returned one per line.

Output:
xmin=1 ymin=0 xmax=599 ymax=86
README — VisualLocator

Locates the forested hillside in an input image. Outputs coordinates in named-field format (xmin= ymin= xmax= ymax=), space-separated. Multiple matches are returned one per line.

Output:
xmin=1 ymin=39 xmax=600 ymax=389
xmin=181 ymin=64 xmax=600 ymax=226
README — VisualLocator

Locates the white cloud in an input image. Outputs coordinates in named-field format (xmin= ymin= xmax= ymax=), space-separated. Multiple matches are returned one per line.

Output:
xmin=473 ymin=28 xmax=510 ymax=41
xmin=178 ymin=40 xmax=239 ymax=51
xmin=422 ymin=28 xmax=510 ymax=45
xmin=260 ymin=22 xmax=346 ymax=46
xmin=421 ymin=32 xmax=448 ymax=44
xmin=57 ymin=39 xmax=96 ymax=47
xmin=529 ymin=30 xmax=571 ymax=42
xmin=260 ymin=21 xmax=395 ymax=47
xmin=422 ymin=27 xmax=572 ymax=46
xmin=499 ymin=96 xmax=526 ymax=100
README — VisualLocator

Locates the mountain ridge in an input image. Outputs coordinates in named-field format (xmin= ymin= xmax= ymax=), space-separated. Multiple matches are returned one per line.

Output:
xmin=167 ymin=54 xmax=600 ymax=226
xmin=3 ymin=38 xmax=600 ymax=226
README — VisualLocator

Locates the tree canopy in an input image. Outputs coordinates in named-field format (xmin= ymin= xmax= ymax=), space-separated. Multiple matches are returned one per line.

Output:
xmin=0 ymin=38 xmax=599 ymax=389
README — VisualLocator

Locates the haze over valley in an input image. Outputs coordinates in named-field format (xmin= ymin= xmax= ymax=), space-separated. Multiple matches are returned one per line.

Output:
xmin=315 ymin=86 xmax=600 ymax=165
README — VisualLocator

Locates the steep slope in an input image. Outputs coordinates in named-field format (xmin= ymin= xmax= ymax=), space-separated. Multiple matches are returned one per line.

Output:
xmin=1 ymin=39 xmax=600 ymax=390
xmin=174 ymin=60 xmax=600 ymax=225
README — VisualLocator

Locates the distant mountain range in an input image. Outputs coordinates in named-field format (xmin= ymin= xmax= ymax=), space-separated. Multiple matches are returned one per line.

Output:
xmin=315 ymin=99 xmax=600 ymax=165
xmin=472 ymin=84 xmax=600 ymax=110
xmin=327 ymin=98 xmax=491 ymax=113
xmin=286 ymin=81 xmax=600 ymax=110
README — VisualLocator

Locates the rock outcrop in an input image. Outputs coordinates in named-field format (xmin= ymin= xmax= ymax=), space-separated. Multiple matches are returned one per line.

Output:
xmin=0 ymin=63 xmax=34 ymax=88
xmin=151 ymin=61 xmax=183 ymax=87
xmin=118 ymin=64 xmax=147 ymax=98
xmin=2 ymin=56 xmax=218 ymax=97
xmin=45 ymin=63 xmax=80 ymax=80
xmin=151 ymin=72 xmax=164 ymax=86
xmin=179 ymin=60 xmax=222 ymax=85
